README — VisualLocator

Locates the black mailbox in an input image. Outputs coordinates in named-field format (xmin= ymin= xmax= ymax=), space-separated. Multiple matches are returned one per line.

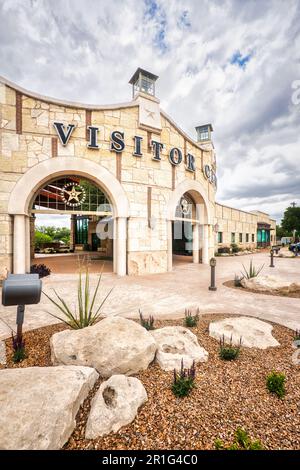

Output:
xmin=2 ymin=274 xmax=42 ymax=306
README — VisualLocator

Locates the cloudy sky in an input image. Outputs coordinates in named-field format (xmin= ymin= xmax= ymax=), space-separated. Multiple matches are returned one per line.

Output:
xmin=1 ymin=0 xmax=300 ymax=226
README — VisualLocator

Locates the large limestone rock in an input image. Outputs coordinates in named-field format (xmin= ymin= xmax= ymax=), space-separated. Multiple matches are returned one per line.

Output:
xmin=0 ymin=366 xmax=98 ymax=450
xmin=151 ymin=326 xmax=208 ymax=371
xmin=85 ymin=374 xmax=147 ymax=438
xmin=209 ymin=316 xmax=279 ymax=349
xmin=241 ymin=275 xmax=300 ymax=294
xmin=51 ymin=316 xmax=157 ymax=377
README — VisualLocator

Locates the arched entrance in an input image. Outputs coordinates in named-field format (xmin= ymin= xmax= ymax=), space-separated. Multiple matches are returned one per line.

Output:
xmin=8 ymin=158 xmax=129 ymax=276
xmin=166 ymin=180 xmax=212 ymax=271
xmin=30 ymin=175 xmax=113 ymax=273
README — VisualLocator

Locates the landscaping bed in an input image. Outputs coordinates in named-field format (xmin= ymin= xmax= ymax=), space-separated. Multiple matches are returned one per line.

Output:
xmin=223 ymin=280 xmax=300 ymax=298
xmin=1 ymin=314 xmax=300 ymax=450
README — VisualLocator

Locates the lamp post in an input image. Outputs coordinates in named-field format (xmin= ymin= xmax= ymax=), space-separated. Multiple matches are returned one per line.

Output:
xmin=209 ymin=257 xmax=217 ymax=291
xmin=270 ymin=248 xmax=275 ymax=268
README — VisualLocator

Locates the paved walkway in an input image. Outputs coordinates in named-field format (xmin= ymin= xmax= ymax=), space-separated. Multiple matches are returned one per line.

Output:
xmin=1 ymin=250 xmax=300 ymax=338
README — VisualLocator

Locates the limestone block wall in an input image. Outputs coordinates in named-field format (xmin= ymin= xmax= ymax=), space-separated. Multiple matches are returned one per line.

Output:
xmin=215 ymin=203 xmax=276 ymax=251
xmin=0 ymin=78 xmax=216 ymax=277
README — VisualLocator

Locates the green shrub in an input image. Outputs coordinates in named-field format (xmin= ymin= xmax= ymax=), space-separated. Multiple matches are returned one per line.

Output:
xmin=43 ymin=266 xmax=113 ymax=329
xmin=219 ymin=334 xmax=242 ymax=361
xmin=266 ymin=371 xmax=286 ymax=398
xmin=184 ymin=308 xmax=199 ymax=327
xmin=215 ymin=428 xmax=264 ymax=450
xmin=172 ymin=359 xmax=196 ymax=398
xmin=11 ymin=332 xmax=26 ymax=363
xmin=294 ymin=329 xmax=300 ymax=341
xmin=231 ymin=243 xmax=239 ymax=253
xmin=241 ymin=260 xmax=264 ymax=279
xmin=139 ymin=309 xmax=155 ymax=330
xmin=218 ymin=246 xmax=230 ymax=254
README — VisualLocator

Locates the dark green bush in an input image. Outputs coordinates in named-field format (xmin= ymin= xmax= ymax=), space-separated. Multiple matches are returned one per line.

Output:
xmin=30 ymin=263 xmax=51 ymax=278
xmin=266 ymin=371 xmax=286 ymax=398
xmin=172 ymin=359 xmax=196 ymax=398
xmin=231 ymin=243 xmax=239 ymax=253
xmin=184 ymin=308 xmax=199 ymax=327
xmin=219 ymin=334 xmax=242 ymax=361
xmin=218 ymin=246 xmax=230 ymax=254
xmin=139 ymin=309 xmax=155 ymax=330
xmin=215 ymin=428 xmax=264 ymax=450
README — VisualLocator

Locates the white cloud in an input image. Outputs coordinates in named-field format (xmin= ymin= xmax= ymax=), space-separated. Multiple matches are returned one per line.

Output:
xmin=0 ymin=0 xmax=299 ymax=223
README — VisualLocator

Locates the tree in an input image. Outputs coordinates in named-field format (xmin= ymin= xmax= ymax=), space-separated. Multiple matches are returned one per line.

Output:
xmin=36 ymin=226 xmax=70 ymax=243
xmin=281 ymin=206 xmax=300 ymax=235
xmin=276 ymin=225 xmax=292 ymax=239
xmin=34 ymin=231 xmax=53 ymax=248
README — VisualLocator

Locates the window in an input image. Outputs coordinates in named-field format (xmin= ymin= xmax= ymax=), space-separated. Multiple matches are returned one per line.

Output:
xmin=252 ymin=233 xmax=255 ymax=242
xmin=231 ymin=232 xmax=235 ymax=243
xmin=239 ymin=233 xmax=243 ymax=243
xmin=218 ymin=232 xmax=223 ymax=243
xmin=246 ymin=233 xmax=249 ymax=243
xmin=200 ymin=131 xmax=209 ymax=141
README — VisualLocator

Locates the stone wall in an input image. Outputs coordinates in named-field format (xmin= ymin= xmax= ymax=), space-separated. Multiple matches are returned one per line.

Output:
xmin=0 ymin=78 xmax=216 ymax=277
xmin=215 ymin=203 xmax=276 ymax=251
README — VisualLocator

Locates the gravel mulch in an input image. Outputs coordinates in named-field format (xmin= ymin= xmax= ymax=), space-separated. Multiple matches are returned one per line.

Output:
xmin=1 ymin=314 xmax=300 ymax=450
xmin=223 ymin=280 xmax=300 ymax=298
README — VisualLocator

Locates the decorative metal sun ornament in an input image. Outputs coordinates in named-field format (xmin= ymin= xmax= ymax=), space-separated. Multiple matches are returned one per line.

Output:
xmin=61 ymin=183 xmax=86 ymax=207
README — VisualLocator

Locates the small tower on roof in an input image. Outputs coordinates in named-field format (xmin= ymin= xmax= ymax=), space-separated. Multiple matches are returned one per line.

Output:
xmin=129 ymin=68 xmax=159 ymax=99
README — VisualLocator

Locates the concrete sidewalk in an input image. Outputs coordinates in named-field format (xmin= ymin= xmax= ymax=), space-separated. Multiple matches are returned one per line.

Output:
xmin=1 ymin=251 xmax=300 ymax=339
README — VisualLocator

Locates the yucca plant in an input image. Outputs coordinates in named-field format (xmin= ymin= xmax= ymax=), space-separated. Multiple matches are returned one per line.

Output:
xmin=43 ymin=266 xmax=113 ymax=329
xmin=241 ymin=260 xmax=264 ymax=279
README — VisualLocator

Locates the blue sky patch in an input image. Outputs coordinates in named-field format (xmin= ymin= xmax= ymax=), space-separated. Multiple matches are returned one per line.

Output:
xmin=230 ymin=50 xmax=252 ymax=69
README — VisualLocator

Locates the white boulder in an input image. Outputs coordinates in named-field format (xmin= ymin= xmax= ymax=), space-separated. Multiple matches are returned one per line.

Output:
xmin=241 ymin=275 xmax=300 ymax=293
xmin=51 ymin=316 xmax=157 ymax=377
xmin=0 ymin=366 xmax=98 ymax=450
xmin=85 ymin=374 xmax=147 ymax=438
xmin=209 ymin=316 xmax=279 ymax=349
xmin=151 ymin=326 xmax=208 ymax=371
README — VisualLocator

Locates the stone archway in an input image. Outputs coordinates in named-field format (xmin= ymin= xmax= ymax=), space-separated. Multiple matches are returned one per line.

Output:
xmin=166 ymin=180 xmax=212 ymax=271
xmin=8 ymin=158 xmax=129 ymax=276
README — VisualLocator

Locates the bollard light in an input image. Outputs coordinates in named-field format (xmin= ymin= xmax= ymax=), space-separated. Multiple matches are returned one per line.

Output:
xmin=209 ymin=257 xmax=217 ymax=291
xmin=270 ymin=248 xmax=275 ymax=268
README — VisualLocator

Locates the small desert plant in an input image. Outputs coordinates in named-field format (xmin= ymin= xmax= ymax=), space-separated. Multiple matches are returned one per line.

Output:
xmin=43 ymin=266 xmax=113 ymax=329
xmin=11 ymin=332 xmax=26 ymax=363
xmin=241 ymin=260 xmax=264 ymax=279
xmin=172 ymin=359 xmax=196 ymax=398
xmin=266 ymin=371 xmax=286 ymax=398
xmin=139 ymin=309 xmax=155 ymax=330
xmin=184 ymin=308 xmax=199 ymax=327
xmin=219 ymin=335 xmax=242 ymax=361
xmin=234 ymin=274 xmax=244 ymax=287
xmin=30 ymin=263 xmax=51 ymax=278
xmin=215 ymin=428 xmax=264 ymax=450
xmin=294 ymin=329 xmax=300 ymax=341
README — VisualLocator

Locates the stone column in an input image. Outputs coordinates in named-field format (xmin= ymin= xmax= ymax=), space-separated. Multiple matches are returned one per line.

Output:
xmin=116 ymin=217 xmax=127 ymax=276
xmin=167 ymin=220 xmax=173 ymax=271
xmin=202 ymin=224 xmax=209 ymax=265
xmin=192 ymin=223 xmax=199 ymax=264
xmin=113 ymin=217 xmax=117 ymax=274
xmin=25 ymin=216 xmax=31 ymax=273
xmin=13 ymin=215 xmax=26 ymax=274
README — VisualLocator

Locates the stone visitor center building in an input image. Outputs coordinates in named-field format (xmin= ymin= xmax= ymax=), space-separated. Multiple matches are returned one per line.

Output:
xmin=0 ymin=68 xmax=276 ymax=278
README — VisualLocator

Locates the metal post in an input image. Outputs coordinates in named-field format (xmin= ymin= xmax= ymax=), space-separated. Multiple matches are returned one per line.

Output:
xmin=209 ymin=257 xmax=217 ymax=291
xmin=16 ymin=305 xmax=25 ymax=341
xmin=270 ymin=249 xmax=275 ymax=268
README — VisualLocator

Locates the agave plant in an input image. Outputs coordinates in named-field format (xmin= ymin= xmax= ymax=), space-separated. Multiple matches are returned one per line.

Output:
xmin=241 ymin=260 xmax=264 ymax=279
xmin=43 ymin=266 xmax=113 ymax=329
